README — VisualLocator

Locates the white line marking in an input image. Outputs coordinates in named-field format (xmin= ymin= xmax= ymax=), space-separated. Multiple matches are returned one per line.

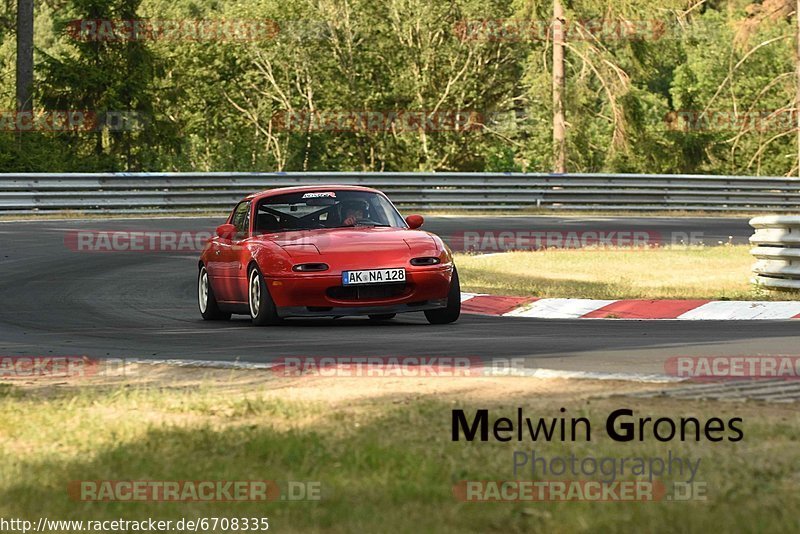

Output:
xmin=486 ymin=367 xmax=684 ymax=383
xmin=103 ymin=358 xmax=277 ymax=369
xmin=504 ymin=298 xmax=617 ymax=319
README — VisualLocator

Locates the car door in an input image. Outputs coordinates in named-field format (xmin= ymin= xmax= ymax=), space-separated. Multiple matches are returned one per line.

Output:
xmin=215 ymin=201 xmax=251 ymax=303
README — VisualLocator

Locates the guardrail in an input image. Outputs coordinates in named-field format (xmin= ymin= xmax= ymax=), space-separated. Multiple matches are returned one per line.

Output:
xmin=2 ymin=172 xmax=800 ymax=214
xmin=750 ymin=216 xmax=800 ymax=290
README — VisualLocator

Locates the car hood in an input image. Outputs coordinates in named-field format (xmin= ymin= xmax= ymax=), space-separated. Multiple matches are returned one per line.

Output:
xmin=259 ymin=227 xmax=440 ymax=258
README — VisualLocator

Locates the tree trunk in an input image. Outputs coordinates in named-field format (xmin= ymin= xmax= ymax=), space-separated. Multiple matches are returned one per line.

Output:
xmin=552 ymin=0 xmax=566 ymax=173
xmin=796 ymin=0 xmax=799 ymax=176
xmin=15 ymin=0 xmax=33 ymax=113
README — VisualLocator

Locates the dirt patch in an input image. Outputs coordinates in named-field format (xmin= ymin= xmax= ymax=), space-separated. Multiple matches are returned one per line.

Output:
xmin=4 ymin=361 xmax=668 ymax=404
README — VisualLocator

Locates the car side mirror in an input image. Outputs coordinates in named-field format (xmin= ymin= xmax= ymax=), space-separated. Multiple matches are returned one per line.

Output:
xmin=405 ymin=215 xmax=424 ymax=229
xmin=216 ymin=223 xmax=236 ymax=240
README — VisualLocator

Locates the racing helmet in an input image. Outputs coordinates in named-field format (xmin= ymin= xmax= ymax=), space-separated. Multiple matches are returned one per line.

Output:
xmin=339 ymin=198 xmax=370 ymax=220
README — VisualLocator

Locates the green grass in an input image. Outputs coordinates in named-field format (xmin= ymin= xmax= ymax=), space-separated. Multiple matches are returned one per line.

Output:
xmin=455 ymin=245 xmax=800 ymax=300
xmin=1 ymin=384 xmax=799 ymax=533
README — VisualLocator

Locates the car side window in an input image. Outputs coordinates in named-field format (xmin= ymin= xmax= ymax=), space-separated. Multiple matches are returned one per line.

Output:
xmin=231 ymin=201 xmax=251 ymax=238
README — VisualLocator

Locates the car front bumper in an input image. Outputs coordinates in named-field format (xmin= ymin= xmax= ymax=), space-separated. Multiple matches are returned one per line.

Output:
xmin=267 ymin=265 xmax=453 ymax=317
xmin=276 ymin=299 xmax=448 ymax=318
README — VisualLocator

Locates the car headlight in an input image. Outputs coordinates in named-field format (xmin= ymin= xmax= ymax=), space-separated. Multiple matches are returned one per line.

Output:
xmin=410 ymin=257 xmax=441 ymax=266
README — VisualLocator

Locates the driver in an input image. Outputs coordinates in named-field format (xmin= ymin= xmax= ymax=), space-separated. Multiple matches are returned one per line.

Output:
xmin=340 ymin=199 xmax=370 ymax=226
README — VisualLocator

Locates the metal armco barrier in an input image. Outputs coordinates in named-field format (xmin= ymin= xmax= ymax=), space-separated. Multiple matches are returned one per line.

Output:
xmin=2 ymin=172 xmax=800 ymax=214
xmin=750 ymin=216 xmax=800 ymax=290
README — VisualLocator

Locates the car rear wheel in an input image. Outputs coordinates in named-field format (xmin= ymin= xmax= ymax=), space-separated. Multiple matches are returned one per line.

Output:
xmin=248 ymin=266 xmax=280 ymax=326
xmin=198 ymin=266 xmax=230 ymax=321
xmin=424 ymin=267 xmax=461 ymax=325
xmin=369 ymin=313 xmax=396 ymax=321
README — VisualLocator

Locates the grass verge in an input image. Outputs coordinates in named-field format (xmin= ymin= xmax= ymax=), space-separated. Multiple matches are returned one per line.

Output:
xmin=0 ymin=366 xmax=798 ymax=533
xmin=455 ymin=245 xmax=798 ymax=300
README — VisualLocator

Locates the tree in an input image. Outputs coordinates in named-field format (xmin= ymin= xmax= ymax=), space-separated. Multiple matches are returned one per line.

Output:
xmin=15 ymin=0 xmax=32 ymax=112
xmin=38 ymin=0 xmax=178 ymax=170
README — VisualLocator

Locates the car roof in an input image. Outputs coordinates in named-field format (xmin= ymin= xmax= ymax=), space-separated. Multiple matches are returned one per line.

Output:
xmin=243 ymin=184 xmax=381 ymax=202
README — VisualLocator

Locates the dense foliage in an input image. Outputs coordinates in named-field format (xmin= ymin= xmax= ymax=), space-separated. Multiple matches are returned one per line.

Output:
xmin=0 ymin=0 xmax=798 ymax=174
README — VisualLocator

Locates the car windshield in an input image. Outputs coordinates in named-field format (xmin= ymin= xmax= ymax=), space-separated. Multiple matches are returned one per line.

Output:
xmin=253 ymin=190 xmax=406 ymax=234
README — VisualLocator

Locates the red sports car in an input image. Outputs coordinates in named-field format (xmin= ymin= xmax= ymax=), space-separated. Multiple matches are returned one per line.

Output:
xmin=197 ymin=185 xmax=460 ymax=325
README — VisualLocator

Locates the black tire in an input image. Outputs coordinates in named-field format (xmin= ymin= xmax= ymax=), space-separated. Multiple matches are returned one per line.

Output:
xmin=369 ymin=313 xmax=397 ymax=321
xmin=248 ymin=265 xmax=281 ymax=326
xmin=198 ymin=265 xmax=231 ymax=321
xmin=424 ymin=266 xmax=461 ymax=325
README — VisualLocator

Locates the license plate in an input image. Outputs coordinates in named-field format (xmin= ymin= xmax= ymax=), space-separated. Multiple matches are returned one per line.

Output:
xmin=342 ymin=268 xmax=406 ymax=285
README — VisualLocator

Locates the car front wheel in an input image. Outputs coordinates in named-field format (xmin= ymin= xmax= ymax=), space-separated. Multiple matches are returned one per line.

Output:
xmin=424 ymin=266 xmax=461 ymax=325
xmin=198 ymin=265 xmax=230 ymax=321
xmin=248 ymin=266 xmax=280 ymax=326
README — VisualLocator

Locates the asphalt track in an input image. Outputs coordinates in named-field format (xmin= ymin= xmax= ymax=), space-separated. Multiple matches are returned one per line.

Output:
xmin=0 ymin=216 xmax=796 ymax=377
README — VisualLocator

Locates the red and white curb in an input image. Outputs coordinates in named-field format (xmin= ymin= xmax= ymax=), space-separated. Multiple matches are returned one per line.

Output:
xmin=460 ymin=293 xmax=800 ymax=320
